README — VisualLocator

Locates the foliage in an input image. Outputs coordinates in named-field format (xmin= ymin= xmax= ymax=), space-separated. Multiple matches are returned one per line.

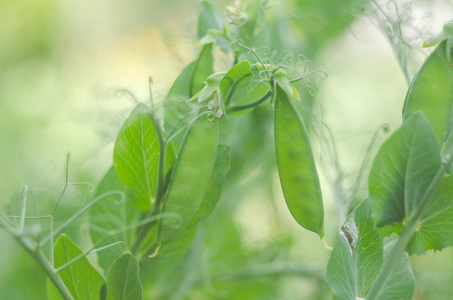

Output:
xmin=1 ymin=0 xmax=453 ymax=299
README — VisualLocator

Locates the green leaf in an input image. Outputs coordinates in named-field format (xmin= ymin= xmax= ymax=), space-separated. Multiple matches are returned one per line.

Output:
xmin=406 ymin=175 xmax=453 ymax=254
xmin=327 ymin=201 xmax=414 ymax=300
xmin=164 ymin=43 xmax=214 ymax=153
xmin=327 ymin=201 xmax=382 ymax=299
xmin=89 ymin=166 xmax=141 ymax=272
xmin=106 ymin=254 xmax=142 ymax=300
xmin=188 ymin=144 xmax=230 ymax=226
xmin=51 ymin=234 xmax=105 ymax=300
xmin=158 ymin=115 xmax=219 ymax=242
xmin=139 ymin=224 xmax=199 ymax=284
xmin=197 ymin=1 xmax=223 ymax=39
xmin=220 ymin=60 xmax=268 ymax=106
xmin=274 ymin=86 xmax=324 ymax=237
xmin=373 ymin=240 xmax=415 ymax=300
xmin=403 ymin=41 xmax=453 ymax=145
xmin=369 ymin=112 xmax=441 ymax=229
xmin=113 ymin=104 xmax=159 ymax=211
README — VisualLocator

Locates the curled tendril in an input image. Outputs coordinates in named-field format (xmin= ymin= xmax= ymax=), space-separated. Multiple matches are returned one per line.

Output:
xmin=258 ymin=69 xmax=274 ymax=79
xmin=304 ymin=79 xmax=319 ymax=96
xmin=245 ymin=78 xmax=268 ymax=93
xmin=255 ymin=47 xmax=271 ymax=56
xmin=109 ymin=88 xmax=140 ymax=105
xmin=67 ymin=182 xmax=95 ymax=193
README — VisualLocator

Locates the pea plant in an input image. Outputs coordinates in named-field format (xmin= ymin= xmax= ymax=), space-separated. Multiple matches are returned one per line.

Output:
xmin=1 ymin=0 xmax=452 ymax=299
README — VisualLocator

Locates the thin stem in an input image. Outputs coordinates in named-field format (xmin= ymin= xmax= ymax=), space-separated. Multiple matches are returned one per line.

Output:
xmin=366 ymin=155 xmax=453 ymax=300
xmin=15 ymin=234 xmax=74 ymax=300
xmin=19 ymin=186 xmax=28 ymax=233
xmin=51 ymin=153 xmax=71 ymax=216
xmin=131 ymin=112 xmax=167 ymax=255
xmin=227 ymin=91 xmax=271 ymax=113
xmin=55 ymin=241 xmax=125 ymax=273
xmin=42 ymin=191 xmax=125 ymax=245
xmin=370 ymin=0 xmax=411 ymax=85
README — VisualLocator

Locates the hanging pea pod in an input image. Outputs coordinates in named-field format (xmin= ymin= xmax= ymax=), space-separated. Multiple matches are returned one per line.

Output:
xmin=402 ymin=39 xmax=453 ymax=145
xmin=157 ymin=113 xmax=219 ymax=242
xmin=274 ymin=85 xmax=324 ymax=237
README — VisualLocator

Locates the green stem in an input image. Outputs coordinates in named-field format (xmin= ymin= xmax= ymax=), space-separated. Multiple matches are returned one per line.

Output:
xmin=366 ymin=156 xmax=453 ymax=300
xmin=227 ymin=91 xmax=271 ymax=113
xmin=16 ymin=234 xmax=74 ymax=300
xmin=131 ymin=113 xmax=167 ymax=256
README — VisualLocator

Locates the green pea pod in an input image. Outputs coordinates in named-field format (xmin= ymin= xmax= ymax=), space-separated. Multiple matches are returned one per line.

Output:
xmin=157 ymin=113 xmax=219 ymax=242
xmin=274 ymin=86 xmax=324 ymax=237
xmin=402 ymin=40 xmax=453 ymax=145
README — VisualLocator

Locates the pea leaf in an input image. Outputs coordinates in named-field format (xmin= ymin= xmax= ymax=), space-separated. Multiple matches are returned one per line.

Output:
xmin=369 ymin=112 xmax=440 ymax=229
xmin=274 ymin=86 xmax=324 ymax=237
xmin=374 ymin=240 xmax=415 ymax=300
xmin=89 ymin=166 xmax=141 ymax=272
xmin=49 ymin=234 xmax=105 ymax=300
xmin=197 ymin=1 xmax=223 ymax=39
xmin=327 ymin=201 xmax=382 ymax=299
xmin=188 ymin=144 xmax=230 ymax=226
xmin=106 ymin=254 xmax=142 ymax=300
xmin=402 ymin=41 xmax=453 ymax=145
xmin=158 ymin=116 xmax=219 ymax=242
xmin=406 ymin=175 xmax=453 ymax=254
xmin=327 ymin=201 xmax=414 ymax=300
xmin=164 ymin=43 xmax=214 ymax=153
xmin=113 ymin=104 xmax=159 ymax=211
xmin=220 ymin=61 xmax=268 ymax=107
xmin=139 ymin=224 xmax=199 ymax=284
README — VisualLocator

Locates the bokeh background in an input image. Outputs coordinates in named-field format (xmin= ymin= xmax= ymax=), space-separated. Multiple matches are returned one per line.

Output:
xmin=1 ymin=0 xmax=453 ymax=299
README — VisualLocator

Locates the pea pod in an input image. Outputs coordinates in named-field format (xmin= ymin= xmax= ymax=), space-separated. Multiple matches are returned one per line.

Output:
xmin=274 ymin=86 xmax=324 ymax=237
xmin=402 ymin=40 xmax=453 ymax=144
xmin=157 ymin=113 xmax=219 ymax=242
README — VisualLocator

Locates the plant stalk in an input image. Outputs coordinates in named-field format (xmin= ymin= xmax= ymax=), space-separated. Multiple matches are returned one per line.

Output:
xmin=16 ymin=234 xmax=74 ymax=300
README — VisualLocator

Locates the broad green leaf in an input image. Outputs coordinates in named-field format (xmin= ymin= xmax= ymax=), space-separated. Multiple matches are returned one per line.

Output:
xmin=197 ymin=1 xmax=223 ymax=39
xmin=406 ymin=175 xmax=453 ymax=254
xmin=158 ymin=115 xmax=219 ymax=242
xmin=113 ymin=104 xmax=159 ymax=211
xmin=402 ymin=41 xmax=453 ymax=145
xmin=369 ymin=112 xmax=441 ymax=229
xmin=220 ymin=60 xmax=252 ymax=102
xmin=327 ymin=201 xmax=382 ymax=299
xmin=164 ymin=43 xmax=214 ymax=153
xmin=106 ymin=254 xmax=142 ymax=300
xmin=442 ymin=131 xmax=453 ymax=174
xmin=188 ymin=144 xmax=230 ymax=226
xmin=372 ymin=240 xmax=415 ymax=300
xmin=140 ymin=224 xmax=199 ymax=284
xmin=327 ymin=201 xmax=414 ymax=300
xmin=51 ymin=234 xmax=105 ymax=300
xmin=89 ymin=167 xmax=141 ymax=272
xmin=274 ymin=86 xmax=324 ymax=237
xmin=220 ymin=60 xmax=268 ymax=107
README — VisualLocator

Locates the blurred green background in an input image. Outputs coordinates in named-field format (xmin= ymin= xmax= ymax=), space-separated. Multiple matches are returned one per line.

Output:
xmin=1 ymin=0 xmax=453 ymax=299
